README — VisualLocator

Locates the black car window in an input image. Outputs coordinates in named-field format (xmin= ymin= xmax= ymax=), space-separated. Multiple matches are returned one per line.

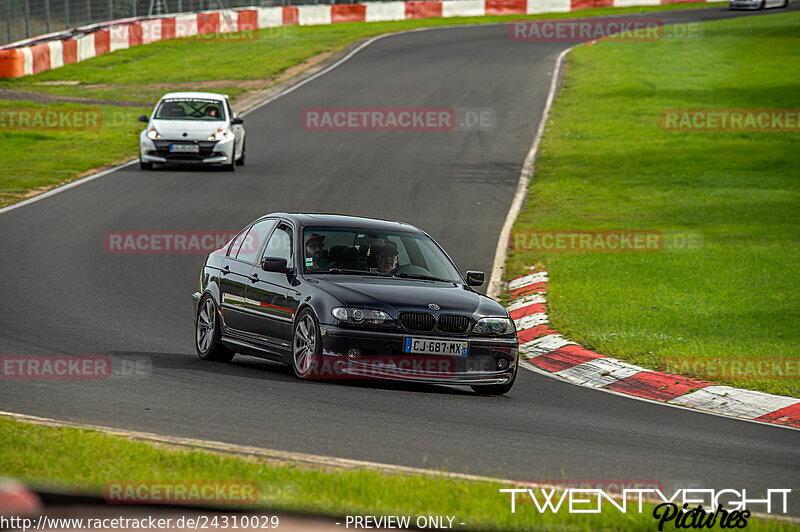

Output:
xmin=302 ymin=227 xmax=461 ymax=282
xmin=237 ymin=219 xmax=277 ymax=264
xmin=262 ymin=225 xmax=292 ymax=264
xmin=227 ymin=226 xmax=251 ymax=258
xmin=154 ymin=98 xmax=225 ymax=121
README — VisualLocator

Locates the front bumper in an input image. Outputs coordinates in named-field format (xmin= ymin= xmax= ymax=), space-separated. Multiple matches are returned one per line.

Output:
xmin=140 ymin=137 xmax=234 ymax=165
xmin=316 ymin=325 xmax=518 ymax=385
xmin=729 ymin=0 xmax=761 ymax=8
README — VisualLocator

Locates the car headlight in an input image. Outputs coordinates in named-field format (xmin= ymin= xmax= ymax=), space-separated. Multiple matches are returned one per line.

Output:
xmin=146 ymin=127 xmax=161 ymax=140
xmin=472 ymin=317 xmax=515 ymax=336
xmin=331 ymin=307 xmax=391 ymax=325
xmin=208 ymin=128 xmax=227 ymax=141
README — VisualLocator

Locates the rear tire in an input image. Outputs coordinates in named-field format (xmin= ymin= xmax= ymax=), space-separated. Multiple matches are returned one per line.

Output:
xmin=195 ymin=294 xmax=235 ymax=362
xmin=292 ymin=309 xmax=322 ymax=380
xmin=471 ymin=367 xmax=517 ymax=395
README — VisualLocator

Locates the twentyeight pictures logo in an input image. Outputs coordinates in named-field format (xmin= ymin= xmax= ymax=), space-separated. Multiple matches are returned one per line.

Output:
xmin=501 ymin=487 xmax=792 ymax=530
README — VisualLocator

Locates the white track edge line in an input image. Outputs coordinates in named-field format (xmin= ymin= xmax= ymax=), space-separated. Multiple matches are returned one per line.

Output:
xmin=2 ymin=409 xmax=797 ymax=524
xmin=0 ymin=160 xmax=138 ymax=216
xmin=486 ymin=45 xmax=573 ymax=299
xmin=519 ymin=361 xmax=800 ymax=433
xmin=0 ymin=5 xmax=724 ymax=218
xmin=0 ymin=410 xmax=542 ymax=485
xmin=0 ymin=23 xmax=483 ymax=218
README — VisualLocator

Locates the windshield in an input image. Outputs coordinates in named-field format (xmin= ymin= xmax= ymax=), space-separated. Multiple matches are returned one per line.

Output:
xmin=154 ymin=98 xmax=226 ymax=121
xmin=302 ymin=227 xmax=463 ymax=282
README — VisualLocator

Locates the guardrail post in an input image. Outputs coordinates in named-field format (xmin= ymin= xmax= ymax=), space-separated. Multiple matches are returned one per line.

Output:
xmin=178 ymin=0 xmax=182 ymax=12
xmin=86 ymin=0 xmax=91 ymax=22
xmin=45 ymin=0 xmax=51 ymax=33
xmin=24 ymin=0 xmax=30 ymax=38
xmin=108 ymin=0 xmax=113 ymax=19
xmin=6 ymin=0 xmax=11 ymax=43
xmin=66 ymin=0 xmax=71 ymax=28
xmin=132 ymin=0 xmax=136 ymax=17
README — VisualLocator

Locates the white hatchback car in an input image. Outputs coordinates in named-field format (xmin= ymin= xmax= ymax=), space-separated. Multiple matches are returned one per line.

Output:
xmin=729 ymin=0 xmax=787 ymax=9
xmin=139 ymin=92 xmax=246 ymax=171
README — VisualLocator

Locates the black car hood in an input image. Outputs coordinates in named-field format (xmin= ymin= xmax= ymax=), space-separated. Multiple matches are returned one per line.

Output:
xmin=309 ymin=275 xmax=508 ymax=317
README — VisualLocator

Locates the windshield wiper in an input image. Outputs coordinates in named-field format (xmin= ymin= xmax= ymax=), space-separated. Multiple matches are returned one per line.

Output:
xmin=326 ymin=268 xmax=390 ymax=277
xmin=392 ymin=272 xmax=452 ymax=283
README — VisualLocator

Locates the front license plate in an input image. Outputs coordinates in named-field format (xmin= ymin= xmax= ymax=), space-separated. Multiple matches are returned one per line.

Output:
xmin=170 ymin=144 xmax=199 ymax=153
xmin=404 ymin=338 xmax=468 ymax=356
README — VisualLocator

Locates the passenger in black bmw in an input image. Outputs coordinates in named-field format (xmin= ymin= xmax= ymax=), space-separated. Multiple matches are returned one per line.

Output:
xmin=193 ymin=214 xmax=519 ymax=395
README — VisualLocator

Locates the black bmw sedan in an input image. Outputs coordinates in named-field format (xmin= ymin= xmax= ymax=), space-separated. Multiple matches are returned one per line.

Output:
xmin=192 ymin=213 xmax=519 ymax=394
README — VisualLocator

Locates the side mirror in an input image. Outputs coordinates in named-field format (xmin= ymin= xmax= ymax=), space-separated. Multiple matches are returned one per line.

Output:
xmin=466 ymin=271 xmax=484 ymax=287
xmin=261 ymin=257 xmax=287 ymax=273
xmin=138 ymin=115 xmax=149 ymax=123
xmin=231 ymin=117 xmax=243 ymax=125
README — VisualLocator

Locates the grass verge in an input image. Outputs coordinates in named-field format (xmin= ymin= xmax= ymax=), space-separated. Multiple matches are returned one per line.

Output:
xmin=1 ymin=417 xmax=795 ymax=531
xmin=0 ymin=3 xmax=722 ymax=207
xmin=506 ymin=12 xmax=800 ymax=397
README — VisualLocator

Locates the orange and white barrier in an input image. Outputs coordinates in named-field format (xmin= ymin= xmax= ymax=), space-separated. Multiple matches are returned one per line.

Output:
xmin=0 ymin=0 xmax=709 ymax=78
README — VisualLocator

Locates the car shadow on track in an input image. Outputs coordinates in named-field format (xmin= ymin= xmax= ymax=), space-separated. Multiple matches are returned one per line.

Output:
xmin=127 ymin=351 xmax=477 ymax=396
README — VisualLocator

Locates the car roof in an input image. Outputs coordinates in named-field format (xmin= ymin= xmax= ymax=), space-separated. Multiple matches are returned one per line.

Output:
xmin=258 ymin=213 xmax=425 ymax=234
xmin=158 ymin=92 xmax=229 ymax=101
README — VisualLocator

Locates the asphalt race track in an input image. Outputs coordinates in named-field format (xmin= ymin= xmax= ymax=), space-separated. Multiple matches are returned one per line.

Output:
xmin=1 ymin=4 xmax=798 ymax=514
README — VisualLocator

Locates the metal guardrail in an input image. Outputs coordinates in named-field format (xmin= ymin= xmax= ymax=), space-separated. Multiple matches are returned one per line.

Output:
xmin=3 ymin=0 xmax=399 ymax=45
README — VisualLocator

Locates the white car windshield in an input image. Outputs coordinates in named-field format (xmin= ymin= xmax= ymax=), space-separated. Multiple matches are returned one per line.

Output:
xmin=154 ymin=98 xmax=225 ymax=121
xmin=303 ymin=227 xmax=462 ymax=282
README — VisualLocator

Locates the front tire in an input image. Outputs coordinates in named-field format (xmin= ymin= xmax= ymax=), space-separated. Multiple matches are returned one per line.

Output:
xmin=236 ymin=139 xmax=246 ymax=166
xmin=195 ymin=294 xmax=235 ymax=362
xmin=292 ymin=309 xmax=322 ymax=380
xmin=140 ymin=156 xmax=153 ymax=170
xmin=223 ymin=142 xmax=236 ymax=172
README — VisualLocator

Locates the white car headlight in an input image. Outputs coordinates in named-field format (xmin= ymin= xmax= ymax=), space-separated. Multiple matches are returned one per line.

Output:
xmin=331 ymin=307 xmax=391 ymax=325
xmin=146 ymin=127 xmax=161 ymax=140
xmin=472 ymin=317 xmax=515 ymax=336
xmin=208 ymin=128 xmax=227 ymax=141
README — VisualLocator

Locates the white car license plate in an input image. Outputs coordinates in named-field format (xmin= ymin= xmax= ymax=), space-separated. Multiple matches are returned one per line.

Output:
xmin=404 ymin=338 xmax=468 ymax=356
xmin=170 ymin=144 xmax=199 ymax=153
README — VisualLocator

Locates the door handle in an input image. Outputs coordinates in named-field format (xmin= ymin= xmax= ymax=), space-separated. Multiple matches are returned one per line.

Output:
xmin=221 ymin=265 xmax=230 ymax=276
xmin=249 ymin=273 xmax=259 ymax=283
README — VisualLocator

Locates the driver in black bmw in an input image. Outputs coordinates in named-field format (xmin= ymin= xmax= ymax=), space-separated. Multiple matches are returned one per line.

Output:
xmin=374 ymin=242 xmax=399 ymax=274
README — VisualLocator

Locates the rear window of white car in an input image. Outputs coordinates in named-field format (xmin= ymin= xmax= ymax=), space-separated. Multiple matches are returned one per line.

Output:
xmin=154 ymin=98 xmax=225 ymax=121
